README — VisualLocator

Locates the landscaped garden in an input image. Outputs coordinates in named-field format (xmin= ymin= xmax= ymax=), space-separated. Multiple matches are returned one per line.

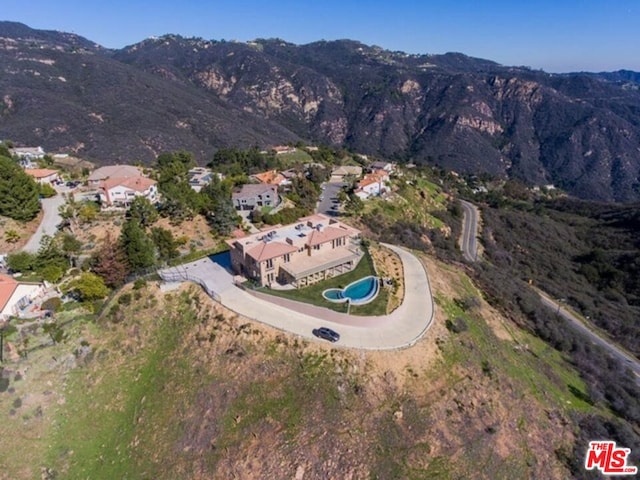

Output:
xmin=257 ymin=245 xmax=390 ymax=316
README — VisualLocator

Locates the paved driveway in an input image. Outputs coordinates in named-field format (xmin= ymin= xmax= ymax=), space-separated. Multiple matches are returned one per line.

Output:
xmin=316 ymin=182 xmax=345 ymax=217
xmin=159 ymin=244 xmax=434 ymax=350
xmin=23 ymin=193 xmax=67 ymax=253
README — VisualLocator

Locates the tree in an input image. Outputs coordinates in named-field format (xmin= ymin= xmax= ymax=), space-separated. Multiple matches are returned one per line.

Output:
xmin=61 ymin=233 xmax=82 ymax=267
xmin=150 ymin=227 xmax=181 ymax=263
xmin=345 ymin=194 xmax=365 ymax=217
xmin=119 ymin=219 xmax=156 ymax=273
xmin=65 ymin=272 xmax=110 ymax=301
xmin=6 ymin=251 xmax=37 ymax=273
xmin=59 ymin=196 xmax=99 ymax=235
xmin=0 ymin=156 xmax=41 ymax=221
xmin=200 ymin=177 xmax=238 ymax=236
xmin=43 ymin=321 xmax=67 ymax=344
xmin=35 ymin=235 xmax=68 ymax=278
xmin=92 ymin=233 xmax=130 ymax=287
xmin=39 ymin=183 xmax=57 ymax=198
xmin=127 ymin=196 xmax=159 ymax=227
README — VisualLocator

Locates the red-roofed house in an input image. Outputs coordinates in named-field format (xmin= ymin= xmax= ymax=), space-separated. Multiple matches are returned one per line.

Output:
xmin=226 ymin=213 xmax=362 ymax=287
xmin=250 ymin=170 xmax=290 ymax=187
xmin=354 ymin=169 xmax=390 ymax=199
xmin=0 ymin=274 xmax=46 ymax=321
xmin=24 ymin=168 xmax=60 ymax=185
xmin=98 ymin=176 xmax=158 ymax=208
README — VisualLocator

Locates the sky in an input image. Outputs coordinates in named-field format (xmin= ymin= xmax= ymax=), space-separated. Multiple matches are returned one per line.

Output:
xmin=2 ymin=0 xmax=639 ymax=73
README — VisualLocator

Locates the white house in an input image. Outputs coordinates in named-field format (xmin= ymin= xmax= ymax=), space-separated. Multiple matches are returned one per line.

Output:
xmin=98 ymin=176 xmax=158 ymax=208
xmin=9 ymin=146 xmax=46 ymax=160
xmin=0 ymin=274 xmax=46 ymax=321
xmin=354 ymin=170 xmax=390 ymax=199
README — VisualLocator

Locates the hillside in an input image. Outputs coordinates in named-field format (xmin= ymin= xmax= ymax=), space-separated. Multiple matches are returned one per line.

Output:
xmin=2 ymin=22 xmax=640 ymax=202
xmin=1 ymin=258 xmax=604 ymax=479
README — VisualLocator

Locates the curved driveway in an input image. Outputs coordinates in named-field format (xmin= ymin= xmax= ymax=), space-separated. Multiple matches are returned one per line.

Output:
xmin=23 ymin=193 xmax=66 ymax=253
xmin=160 ymin=244 xmax=434 ymax=350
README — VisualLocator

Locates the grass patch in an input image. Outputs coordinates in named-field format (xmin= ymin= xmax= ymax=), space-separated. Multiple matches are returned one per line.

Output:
xmin=45 ymin=291 xmax=201 ymax=479
xmin=276 ymin=149 xmax=313 ymax=165
xmin=256 ymin=246 xmax=388 ymax=315
xmin=435 ymin=291 xmax=595 ymax=413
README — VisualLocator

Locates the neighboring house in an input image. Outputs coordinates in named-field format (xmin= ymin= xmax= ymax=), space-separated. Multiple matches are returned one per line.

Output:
xmin=272 ymin=145 xmax=297 ymax=155
xmin=250 ymin=170 xmax=290 ymax=187
xmin=0 ymin=274 xmax=46 ymax=321
xmin=232 ymin=184 xmax=280 ymax=211
xmin=227 ymin=213 xmax=362 ymax=288
xmin=354 ymin=169 xmax=390 ymax=199
xmin=9 ymin=146 xmax=46 ymax=160
xmin=98 ymin=176 xmax=158 ymax=208
xmin=188 ymin=167 xmax=222 ymax=193
xmin=331 ymin=165 xmax=363 ymax=182
xmin=24 ymin=168 xmax=60 ymax=185
xmin=87 ymin=165 xmax=144 ymax=187
xmin=369 ymin=161 xmax=395 ymax=173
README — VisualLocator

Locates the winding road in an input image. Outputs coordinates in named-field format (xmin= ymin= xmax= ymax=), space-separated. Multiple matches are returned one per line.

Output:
xmin=459 ymin=200 xmax=479 ymax=262
xmin=459 ymin=200 xmax=640 ymax=380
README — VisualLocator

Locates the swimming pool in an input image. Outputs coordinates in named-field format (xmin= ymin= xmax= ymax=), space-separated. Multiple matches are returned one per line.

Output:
xmin=322 ymin=276 xmax=380 ymax=305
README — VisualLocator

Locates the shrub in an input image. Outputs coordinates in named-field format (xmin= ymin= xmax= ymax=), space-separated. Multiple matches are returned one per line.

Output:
xmin=41 ymin=297 xmax=62 ymax=312
xmin=118 ymin=292 xmax=132 ymax=305
xmin=39 ymin=264 xmax=65 ymax=283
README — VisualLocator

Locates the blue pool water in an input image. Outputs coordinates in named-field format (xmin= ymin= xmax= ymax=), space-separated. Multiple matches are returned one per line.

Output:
xmin=322 ymin=276 xmax=379 ymax=305
xmin=210 ymin=251 xmax=232 ymax=271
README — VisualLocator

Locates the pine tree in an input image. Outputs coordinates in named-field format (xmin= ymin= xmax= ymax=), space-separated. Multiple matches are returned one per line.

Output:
xmin=0 ymin=156 xmax=41 ymax=221
xmin=119 ymin=219 xmax=156 ymax=273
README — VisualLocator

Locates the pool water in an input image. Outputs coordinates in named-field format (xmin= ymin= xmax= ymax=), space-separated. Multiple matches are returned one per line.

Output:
xmin=210 ymin=251 xmax=232 ymax=271
xmin=322 ymin=276 xmax=379 ymax=305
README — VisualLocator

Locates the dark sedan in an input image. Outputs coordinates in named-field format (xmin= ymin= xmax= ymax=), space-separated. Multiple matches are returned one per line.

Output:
xmin=312 ymin=327 xmax=340 ymax=342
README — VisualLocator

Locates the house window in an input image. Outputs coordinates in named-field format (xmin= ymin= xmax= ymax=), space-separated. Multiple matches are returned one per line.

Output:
xmin=313 ymin=245 xmax=320 ymax=251
xmin=266 ymin=259 xmax=274 ymax=269
xmin=284 ymin=254 xmax=290 ymax=263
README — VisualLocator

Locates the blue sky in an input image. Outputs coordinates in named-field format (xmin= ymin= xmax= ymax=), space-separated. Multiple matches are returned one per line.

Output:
xmin=3 ymin=0 xmax=639 ymax=72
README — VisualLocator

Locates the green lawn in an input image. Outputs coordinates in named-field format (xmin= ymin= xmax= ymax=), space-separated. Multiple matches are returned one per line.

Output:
xmin=257 ymin=247 xmax=389 ymax=316
xmin=276 ymin=149 xmax=313 ymax=165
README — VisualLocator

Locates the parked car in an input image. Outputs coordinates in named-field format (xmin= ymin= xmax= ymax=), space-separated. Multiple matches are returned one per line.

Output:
xmin=312 ymin=327 xmax=340 ymax=343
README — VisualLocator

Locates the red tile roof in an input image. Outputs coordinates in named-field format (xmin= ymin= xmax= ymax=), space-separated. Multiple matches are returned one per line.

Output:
xmin=0 ymin=274 xmax=19 ymax=313
xmin=307 ymin=225 xmax=351 ymax=247
xmin=246 ymin=241 xmax=297 ymax=262
xmin=100 ymin=176 xmax=156 ymax=192
xmin=24 ymin=168 xmax=59 ymax=179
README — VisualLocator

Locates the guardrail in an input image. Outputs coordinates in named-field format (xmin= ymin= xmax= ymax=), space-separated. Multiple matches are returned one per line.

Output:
xmin=158 ymin=269 xmax=221 ymax=303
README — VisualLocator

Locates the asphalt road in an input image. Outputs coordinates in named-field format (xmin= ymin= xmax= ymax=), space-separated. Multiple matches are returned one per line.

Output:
xmin=459 ymin=200 xmax=640 ymax=381
xmin=538 ymin=291 xmax=640 ymax=380
xmin=316 ymin=181 xmax=345 ymax=217
xmin=23 ymin=193 xmax=66 ymax=253
xmin=459 ymin=200 xmax=480 ymax=262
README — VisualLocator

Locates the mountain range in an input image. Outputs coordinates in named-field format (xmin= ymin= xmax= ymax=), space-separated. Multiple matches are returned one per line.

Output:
xmin=1 ymin=21 xmax=640 ymax=202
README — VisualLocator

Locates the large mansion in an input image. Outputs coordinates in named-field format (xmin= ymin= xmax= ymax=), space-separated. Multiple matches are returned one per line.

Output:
xmin=227 ymin=214 xmax=362 ymax=288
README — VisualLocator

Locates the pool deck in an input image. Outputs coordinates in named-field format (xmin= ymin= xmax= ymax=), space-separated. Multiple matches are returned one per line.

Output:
xmin=159 ymin=243 xmax=434 ymax=350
